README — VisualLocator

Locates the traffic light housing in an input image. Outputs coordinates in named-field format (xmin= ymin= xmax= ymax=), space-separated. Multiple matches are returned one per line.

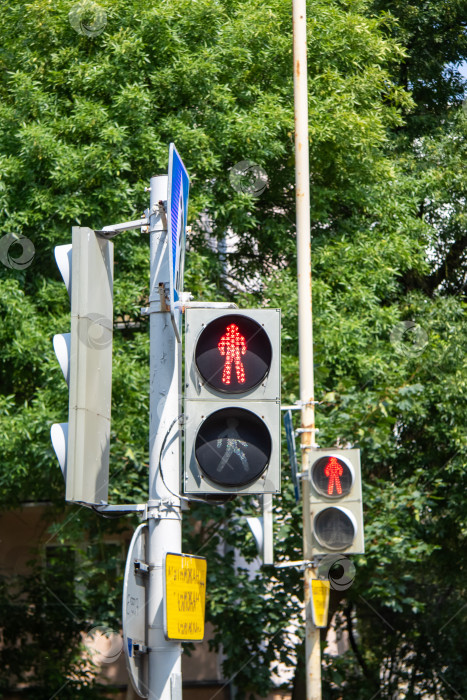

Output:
xmin=51 ymin=227 xmax=114 ymax=505
xmin=308 ymin=448 xmax=364 ymax=555
xmin=184 ymin=308 xmax=281 ymax=496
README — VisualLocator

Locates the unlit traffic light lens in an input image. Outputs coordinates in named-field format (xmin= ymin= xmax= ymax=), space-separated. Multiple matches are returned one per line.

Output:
xmin=311 ymin=456 xmax=353 ymax=499
xmin=314 ymin=507 xmax=356 ymax=551
xmin=195 ymin=407 xmax=272 ymax=487
xmin=195 ymin=314 xmax=272 ymax=393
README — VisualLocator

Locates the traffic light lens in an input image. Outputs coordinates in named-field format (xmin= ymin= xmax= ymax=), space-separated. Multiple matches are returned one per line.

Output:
xmin=314 ymin=508 xmax=356 ymax=551
xmin=311 ymin=456 xmax=353 ymax=498
xmin=194 ymin=408 xmax=272 ymax=487
xmin=195 ymin=314 xmax=272 ymax=393
xmin=219 ymin=323 xmax=246 ymax=385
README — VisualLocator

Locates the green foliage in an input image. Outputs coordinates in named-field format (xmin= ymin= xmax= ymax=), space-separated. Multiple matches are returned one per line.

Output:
xmin=370 ymin=0 xmax=467 ymax=135
xmin=0 ymin=506 xmax=129 ymax=697
xmin=0 ymin=0 xmax=466 ymax=698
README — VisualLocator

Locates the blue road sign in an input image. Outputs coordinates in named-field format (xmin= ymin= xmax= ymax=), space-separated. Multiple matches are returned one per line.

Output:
xmin=167 ymin=143 xmax=190 ymax=341
xmin=284 ymin=409 xmax=300 ymax=502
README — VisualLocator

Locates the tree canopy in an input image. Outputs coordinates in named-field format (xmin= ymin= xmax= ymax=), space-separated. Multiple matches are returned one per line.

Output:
xmin=0 ymin=0 xmax=466 ymax=698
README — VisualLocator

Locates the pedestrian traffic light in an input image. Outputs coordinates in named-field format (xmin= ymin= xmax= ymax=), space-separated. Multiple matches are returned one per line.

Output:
xmin=184 ymin=309 xmax=281 ymax=496
xmin=51 ymin=226 xmax=114 ymax=504
xmin=308 ymin=448 xmax=364 ymax=555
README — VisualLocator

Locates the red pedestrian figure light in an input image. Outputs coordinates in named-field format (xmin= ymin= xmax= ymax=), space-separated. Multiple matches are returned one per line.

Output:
xmin=324 ymin=456 xmax=343 ymax=495
xmin=218 ymin=324 xmax=247 ymax=385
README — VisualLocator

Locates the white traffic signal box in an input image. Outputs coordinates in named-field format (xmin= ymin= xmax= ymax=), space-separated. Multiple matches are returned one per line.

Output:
xmin=184 ymin=308 xmax=281 ymax=496
xmin=308 ymin=448 xmax=364 ymax=555
xmin=51 ymin=227 xmax=113 ymax=505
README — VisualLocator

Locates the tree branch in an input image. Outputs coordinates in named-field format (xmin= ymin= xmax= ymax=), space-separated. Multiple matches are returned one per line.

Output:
xmin=344 ymin=602 xmax=375 ymax=682
xmin=401 ymin=233 xmax=467 ymax=295
xmin=425 ymin=233 xmax=467 ymax=293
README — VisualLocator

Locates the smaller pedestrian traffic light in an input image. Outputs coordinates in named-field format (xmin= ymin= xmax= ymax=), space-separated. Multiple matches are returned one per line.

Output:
xmin=184 ymin=308 xmax=281 ymax=496
xmin=308 ymin=449 xmax=364 ymax=555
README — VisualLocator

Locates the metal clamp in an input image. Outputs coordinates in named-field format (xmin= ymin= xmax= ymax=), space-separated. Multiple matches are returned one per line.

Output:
xmin=281 ymin=401 xmax=320 ymax=410
xmin=158 ymin=282 xmax=170 ymax=311
xmin=134 ymin=560 xmax=149 ymax=575
xmin=145 ymin=499 xmax=182 ymax=522
xmin=155 ymin=200 xmax=167 ymax=231
xmin=95 ymin=216 xmax=148 ymax=239
xmin=175 ymin=299 xmax=239 ymax=311
xmin=275 ymin=559 xmax=320 ymax=570
xmin=93 ymin=503 xmax=147 ymax=515
xmin=142 ymin=283 xmax=171 ymax=314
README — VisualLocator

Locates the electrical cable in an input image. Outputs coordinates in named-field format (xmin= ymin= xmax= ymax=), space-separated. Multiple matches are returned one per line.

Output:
xmin=158 ymin=415 xmax=214 ymax=504
xmin=158 ymin=415 xmax=232 ymax=505
xmin=90 ymin=506 xmax=129 ymax=518
xmin=87 ymin=413 xmax=231 ymax=517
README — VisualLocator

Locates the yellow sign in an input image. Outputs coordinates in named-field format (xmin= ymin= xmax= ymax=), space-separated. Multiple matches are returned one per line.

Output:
xmin=311 ymin=579 xmax=330 ymax=628
xmin=165 ymin=553 xmax=207 ymax=642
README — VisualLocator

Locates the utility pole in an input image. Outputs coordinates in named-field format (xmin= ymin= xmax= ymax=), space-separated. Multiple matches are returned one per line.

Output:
xmin=292 ymin=0 xmax=321 ymax=698
xmin=147 ymin=175 xmax=183 ymax=700
xmin=52 ymin=165 xmax=191 ymax=698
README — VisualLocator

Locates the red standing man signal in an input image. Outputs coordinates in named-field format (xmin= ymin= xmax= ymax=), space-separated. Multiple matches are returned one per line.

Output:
xmin=324 ymin=456 xmax=343 ymax=495
xmin=218 ymin=323 xmax=247 ymax=385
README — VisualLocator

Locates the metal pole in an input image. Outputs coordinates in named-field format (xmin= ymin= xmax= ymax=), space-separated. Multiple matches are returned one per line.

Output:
xmin=147 ymin=175 xmax=183 ymax=700
xmin=292 ymin=0 xmax=321 ymax=698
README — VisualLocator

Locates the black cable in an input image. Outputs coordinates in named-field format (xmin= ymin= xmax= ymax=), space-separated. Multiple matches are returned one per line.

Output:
xmin=158 ymin=415 xmax=231 ymax=505
xmin=89 ymin=414 xmax=226 ymax=516
xmin=158 ymin=415 xmax=212 ymax=504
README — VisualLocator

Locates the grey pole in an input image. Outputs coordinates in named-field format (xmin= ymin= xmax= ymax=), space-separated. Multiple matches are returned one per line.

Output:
xmin=292 ymin=0 xmax=321 ymax=698
xmin=147 ymin=175 xmax=183 ymax=699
